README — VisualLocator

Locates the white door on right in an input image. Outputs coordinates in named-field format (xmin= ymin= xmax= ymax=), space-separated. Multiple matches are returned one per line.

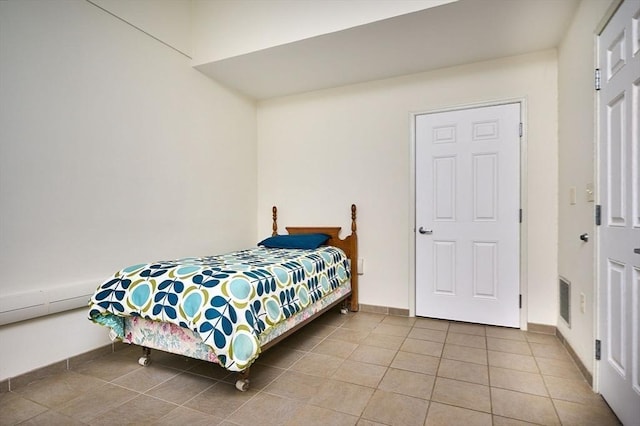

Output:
xmin=597 ymin=1 xmax=640 ymax=425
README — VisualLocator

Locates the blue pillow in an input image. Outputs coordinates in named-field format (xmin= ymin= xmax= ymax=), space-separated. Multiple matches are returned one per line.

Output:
xmin=258 ymin=233 xmax=330 ymax=249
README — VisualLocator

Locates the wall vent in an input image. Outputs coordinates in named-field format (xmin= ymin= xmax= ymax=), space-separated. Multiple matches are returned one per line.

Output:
xmin=559 ymin=277 xmax=571 ymax=327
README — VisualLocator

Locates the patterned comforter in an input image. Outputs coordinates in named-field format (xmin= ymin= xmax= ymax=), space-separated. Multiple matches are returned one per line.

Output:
xmin=88 ymin=246 xmax=350 ymax=371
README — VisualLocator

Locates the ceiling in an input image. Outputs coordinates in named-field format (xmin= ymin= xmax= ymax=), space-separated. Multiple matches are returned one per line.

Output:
xmin=195 ymin=0 xmax=580 ymax=100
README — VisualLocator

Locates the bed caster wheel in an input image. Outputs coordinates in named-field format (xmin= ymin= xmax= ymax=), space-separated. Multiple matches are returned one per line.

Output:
xmin=235 ymin=379 xmax=250 ymax=392
xmin=340 ymin=307 xmax=348 ymax=315
xmin=138 ymin=356 xmax=150 ymax=366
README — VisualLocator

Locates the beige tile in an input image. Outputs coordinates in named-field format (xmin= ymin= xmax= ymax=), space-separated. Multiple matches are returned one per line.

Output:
xmin=442 ymin=344 xmax=487 ymax=365
xmin=492 ymin=415 xmax=540 ymax=425
xmin=73 ymin=353 xmax=140 ymax=381
xmin=18 ymin=409 xmax=86 ymax=426
xmin=361 ymin=389 xmax=429 ymax=426
xmin=264 ymin=370 xmax=327 ymax=402
xmin=370 ymin=323 xmax=411 ymax=337
xmin=13 ymin=371 xmax=106 ymax=408
xmin=543 ymin=375 xmax=602 ymax=405
xmin=57 ymin=382 xmax=137 ymax=423
xmin=310 ymin=379 xmax=374 ymax=416
xmin=331 ymin=359 xmax=388 ymax=388
xmin=329 ymin=327 xmax=371 ymax=344
xmin=254 ymin=346 xmax=306 ymax=369
xmin=446 ymin=332 xmax=487 ymax=349
xmin=489 ymin=366 xmax=548 ymax=396
xmin=298 ymin=323 xmax=338 ymax=339
xmin=535 ymin=356 xmax=584 ymax=380
xmin=425 ymin=401 xmax=492 ymax=426
xmin=485 ymin=327 xmax=526 ymax=341
xmin=391 ymin=351 xmax=440 ymax=375
xmin=361 ymin=333 xmax=405 ymax=351
xmin=188 ymin=361 xmax=232 ymax=380
xmin=491 ymin=388 xmax=560 ymax=425
xmin=381 ymin=315 xmax=416 ymax=327
xmin=111 ymin=364 xmax=179 ymax=393
xmin=184 ymin=381 xmax=257 ymax=417
xmin=343 ymin=315 xmax=384 ymax=332
xmin=553 ymin=398 xmax=621 ymax=426
xmin=290 ymin=352 xmax=344 ymax=377
xmin=400 ymin=338 xmax=444 ymax=357
xmin=408 ymin=327 xmax=447 ymax=343
xmin=312 ymin=338 xmax=358 ymax=358
xmin=155 ymin=406 xmax=224 ymax=426
xmin=356 ymin=419 xmax=388 ymax=426
xmin=150 ymin=351 xmax=199 ymax=371
xmin=285 ymin=404 xmax=358 ymax=426
xmin=488 ymin=351 xmax=539 ymax=373
xmin=315 ymin=309 xmax=350 ymax=327
xmin=348 ymin=345 xmax=397 ymax=366
xmin=89 ymin=394 xmax=178 ymax=426
xmin=0 ymin=392 xmax=48 ymax=425
xmin=431 ymin=377 xmax=491 ymax=413
xmin=67 ymin=345 xmax=114 ymax=370
xmin=146 ymin=371 xmax=216 ymax=404
xmin=377 ymin=368 xmax=434 ymax=399
xmin=437 ymin=358 xmax=489 ymax=386
xmin=278 ymin=333 xmax=323 ymax=351
xmin=413 ymin=317 xmax=450 ymax=331
xmin=236 ymin=365 xmax=284 ymax=390
xmin=227 ymin=392 xmax=304 ymax=426
xmin=487 ymin=337 xmax=532 ymax=355
xmin=448 ymin=322 xmax=486 ymax=336
xmin=529 ymin=341 xmax=571 ymax=361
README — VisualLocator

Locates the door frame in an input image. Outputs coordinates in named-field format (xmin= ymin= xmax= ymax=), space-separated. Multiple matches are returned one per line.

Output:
xmin=409 ymin=98 xmax=529 ymax=329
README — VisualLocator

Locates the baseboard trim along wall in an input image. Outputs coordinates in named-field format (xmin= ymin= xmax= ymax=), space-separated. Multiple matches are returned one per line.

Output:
xmin=359 ymin=304 xmax=410 ymax=317
xmin=0 ymin=280 xmax=99 ymax=326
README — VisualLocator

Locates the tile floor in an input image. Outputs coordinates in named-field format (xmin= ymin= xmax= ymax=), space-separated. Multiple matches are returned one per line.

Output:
xmin=0 ymin=309 xmax=622 ymax=425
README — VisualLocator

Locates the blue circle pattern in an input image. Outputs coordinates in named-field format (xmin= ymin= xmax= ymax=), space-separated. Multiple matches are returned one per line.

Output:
xmin=89 ymin=246 xmax=350 ymax=372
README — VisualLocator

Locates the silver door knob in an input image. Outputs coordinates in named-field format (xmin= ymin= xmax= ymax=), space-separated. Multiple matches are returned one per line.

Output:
xmin=418 ymin=227 xmax=433 ymax=235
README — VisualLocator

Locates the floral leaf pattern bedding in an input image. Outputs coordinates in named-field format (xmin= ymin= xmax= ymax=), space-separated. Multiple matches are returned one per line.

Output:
xmin=88 ymin=246 xmax=350 ymax=371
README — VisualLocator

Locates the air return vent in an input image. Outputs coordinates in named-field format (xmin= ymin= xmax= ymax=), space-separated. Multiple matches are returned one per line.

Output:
xmin=559 ymin=277 xmax=571 ymax=327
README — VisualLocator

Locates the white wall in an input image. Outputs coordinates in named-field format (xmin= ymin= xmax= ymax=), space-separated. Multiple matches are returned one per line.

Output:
xmin=0 ymin=0 xmax=256 ymax=380
xmin=557 ymin=0 xmax=615 ymax=376
xmin=191 ymin=0 xmax=456 ymax=66
xmin=257 ymin=50 xmax=559 ymax=325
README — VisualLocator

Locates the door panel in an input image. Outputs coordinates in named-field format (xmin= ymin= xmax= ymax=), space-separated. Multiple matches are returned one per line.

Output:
xmin=598 ymin=1 xmax=640 ymax=424
xmin=415 ymin=103 xmax=520 ymax=327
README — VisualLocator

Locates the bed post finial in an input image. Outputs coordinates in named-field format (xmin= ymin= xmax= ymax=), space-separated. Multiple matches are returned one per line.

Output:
xmin=272 ymin=206 xmax=278 ymax=236
xmin=351 ymin=204 xmax=357 ymax=234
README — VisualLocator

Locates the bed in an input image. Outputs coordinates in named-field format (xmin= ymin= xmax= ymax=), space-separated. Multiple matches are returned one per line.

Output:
xmin=88 ymin=204 xmax=358 ymax=391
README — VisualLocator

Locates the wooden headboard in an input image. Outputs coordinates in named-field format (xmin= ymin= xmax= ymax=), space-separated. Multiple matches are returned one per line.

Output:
xmin=271 ymin=204 xmax=359 ymax=312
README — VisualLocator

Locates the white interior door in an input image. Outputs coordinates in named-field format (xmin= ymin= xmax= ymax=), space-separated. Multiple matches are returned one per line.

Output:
xmin=597 ymin=1 xmax=640 ymax=424
xmin=415 ymin=103 xmax=520 ymax=327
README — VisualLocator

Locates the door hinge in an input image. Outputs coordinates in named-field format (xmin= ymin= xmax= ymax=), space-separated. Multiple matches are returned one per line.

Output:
xmin=519 ymin=294 xmax=522 ymax=309
xmin=595 ymin=204 xmax=601 ymax=226
xmin=595 ymin=339 xmax=601 ymax=360
xmin=519 ymin=122 xmax=523 ymax=137
xmin=519 ymin=209 xmax=523 ymax=223
xmin=595 ymin=68 xmax=601 ymax=91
